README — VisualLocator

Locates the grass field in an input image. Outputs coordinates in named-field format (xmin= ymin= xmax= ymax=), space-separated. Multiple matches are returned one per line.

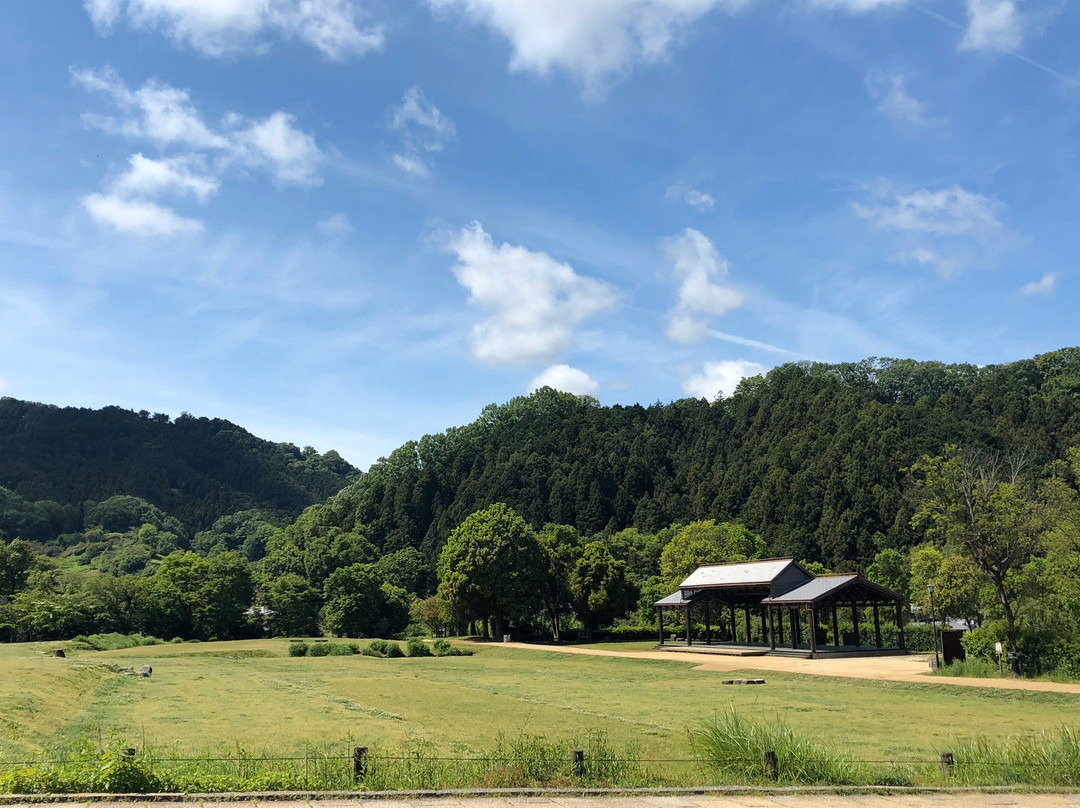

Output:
xmin=3 ymin=637 xmax=1079 ymax=770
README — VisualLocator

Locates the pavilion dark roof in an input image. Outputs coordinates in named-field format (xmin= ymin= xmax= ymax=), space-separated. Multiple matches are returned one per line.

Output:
xmin=761 ymin=574 xmax=904 ymax=605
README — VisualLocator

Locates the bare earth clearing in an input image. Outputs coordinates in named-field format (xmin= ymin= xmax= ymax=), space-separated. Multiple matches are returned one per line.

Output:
xmin=510 ymin=643 xmax=1080 ymax=695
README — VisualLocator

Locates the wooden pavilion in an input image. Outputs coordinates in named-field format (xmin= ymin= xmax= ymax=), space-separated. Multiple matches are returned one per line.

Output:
xmin=654 ymin=558 xmax=906 ymax=658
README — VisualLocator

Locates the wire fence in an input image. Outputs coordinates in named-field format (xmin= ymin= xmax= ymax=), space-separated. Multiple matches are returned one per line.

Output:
xmin=0 ymin=745 xmax=1075 ymax=792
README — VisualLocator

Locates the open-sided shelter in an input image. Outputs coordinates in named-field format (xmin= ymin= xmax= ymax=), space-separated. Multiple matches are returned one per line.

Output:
xmin=654 ymin=558 xmax=906 ymax=658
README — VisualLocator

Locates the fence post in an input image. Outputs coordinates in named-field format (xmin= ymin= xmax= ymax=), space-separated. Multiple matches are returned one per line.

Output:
xmin=353 ymin=746 xmax=368 ymax=784
xmin=940 ymin=752 xmax=954 ymax=777
xmin=571 ymin=749 xmax=584 ymax=778
xmin=763 ymin=750 xmax=778 ymax=781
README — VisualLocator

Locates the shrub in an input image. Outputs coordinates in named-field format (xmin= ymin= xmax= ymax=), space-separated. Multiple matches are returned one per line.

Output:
xmin=75 ymin=633 xmax=163 ymax=652
xmin=170 ymin=637 xmax=183 ymax=644
xmin=384 ymin=642 xmax=404 ymax=658
xmin=432 ymin=638 xmax=473 ymax=657
xmin=308 ymin=642 xmax=330 ymax=657
xmin=327 ymin=642 xmax=359 ymax=656
xmin=406 ymin=637 xmax=432 ymax=657
xmin=287 ymin=642 xmax=308 ymax=657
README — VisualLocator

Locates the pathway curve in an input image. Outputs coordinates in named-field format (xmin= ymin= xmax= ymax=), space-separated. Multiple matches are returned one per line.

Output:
xmin=496 ymin=642 xmax=1080 ymax=695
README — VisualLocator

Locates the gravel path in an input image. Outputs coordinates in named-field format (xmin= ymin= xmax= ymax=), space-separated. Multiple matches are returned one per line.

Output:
xmin=498 ymin=643 xmax=1080 ymax=695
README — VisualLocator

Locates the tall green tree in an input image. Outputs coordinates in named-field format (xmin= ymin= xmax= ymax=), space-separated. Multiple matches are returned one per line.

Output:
xmin=659 ymin=520 xmax=766 ymax=588
xmin=436 ymin=503 xmax=544 ymax=638
xmin=569 ymin=542 xmax=633 ymax=640
xmin=910 ymin=447 xmax=1047 ymax=676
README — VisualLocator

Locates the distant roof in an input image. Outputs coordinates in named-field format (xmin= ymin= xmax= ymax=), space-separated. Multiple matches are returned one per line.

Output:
xmin=654 ymin=590 xmax=692 ymax=607
xmin=679 ymin=558 xmax=799 ymax=590
xmin=762 ymin=574 xmax=903 ymax=605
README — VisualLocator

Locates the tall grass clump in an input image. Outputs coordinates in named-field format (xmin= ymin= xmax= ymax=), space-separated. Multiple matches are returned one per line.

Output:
xmin=288 ymin=641 xmax=309 ymax=657
xmin=71 ymin=633 xmax=162 ymax=651
xmin=948 ymin=726 xmax=1080 ymax=787
xmin=691 ymin=707 xmax=869 ymax=785
xmin=930 ymin=658 xmax=1004 ymax=678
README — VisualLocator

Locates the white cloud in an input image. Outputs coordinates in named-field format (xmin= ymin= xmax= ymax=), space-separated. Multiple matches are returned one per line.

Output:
xmin=683 ymin=359 xmax=767 ymax=400
xmin=82 ymin=193 xmax=203 ymax=236
xmin=388 ymin=87 xmax=456 ymax=178
xmin=75 ymin=66 xmax=325 ymax=237
xmin=227 ymin=111 xmax=323 ymax=186
xmin=74 ymin=66 xmax=228 ymax=150
xmin=528 ymin=364 xmax=600 ymax=396
xmin=853 ymin=186 xmax=1003 ymax=236
xmin=447 ymin=222 xmax=618 ymax=366
xmin=867 ymin=74 xmax=936 ymax=128
xmin=84 ymin=0 xmax=385 ymax=61
xmin=317 ymin=213 xmax=354 ymax=236
xmin=960 ymin=0 xmax=1025 ymax=53
xmin=683 ymin=189 xmax=715 ymax=210
xmin=111 ymin=153 xmax=220 ymax=201
xmin=664 ymin=228 xmax=745 ymax=345
xmin=427 ymin=0 xmax=747 ymax=88
xmin=1020 ymin=272 xmax=1057 ymax=296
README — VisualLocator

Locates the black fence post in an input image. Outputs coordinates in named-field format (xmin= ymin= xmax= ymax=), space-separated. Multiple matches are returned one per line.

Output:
xmin=353 ymin=746 xmax=368 ymax=784
xmin=763 ymin=750 xmax=778 ymax=781
xmin=940 ymin=752 xmax=954 ymax=777
xmin=571 ymin=749 xmax=584 ymax=778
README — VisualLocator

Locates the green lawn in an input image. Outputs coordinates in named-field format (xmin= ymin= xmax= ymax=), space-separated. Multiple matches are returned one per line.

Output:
xmin=2 ymin=638 xmax=1078 ymax=765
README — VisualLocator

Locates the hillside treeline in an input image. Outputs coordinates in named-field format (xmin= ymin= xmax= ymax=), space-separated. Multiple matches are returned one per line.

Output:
xmin=330 ymin=348 xmax=1080 ymax=568
xmin=0 ymin=398 xmax=359 ymax=535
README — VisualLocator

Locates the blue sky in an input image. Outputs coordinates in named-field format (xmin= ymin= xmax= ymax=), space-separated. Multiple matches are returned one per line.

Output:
xmin=0 ymin=0 xmax=1077 ymax=468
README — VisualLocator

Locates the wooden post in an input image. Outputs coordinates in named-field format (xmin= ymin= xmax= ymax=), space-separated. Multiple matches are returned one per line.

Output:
xmin=940 ymin=752 xmax=954 ymax=777
xmin=851 ymin=602 xmax=861 ymax=647
xmin=729 ymin=602 xmax=737 ymax=643
xmin=791 ymin=609 xmax=799 ymax=649
xmin=685 ymin=605 xmax=692 ymax=646
xmin=768 ymin=607 xmax=776 ymax=650
xmin=873 ymin=604 xmax=882 ymax=649
xmin=763 ymin=750 xmax=778 ymax=781
xmin=744 ymin=603 xmax=752 ymax=645
xmin=776 ymin=607 xmax=784 ymax=646
xmin=760 ymin=606 xmax=767 ymax=645
xmin=831 ymin=604 xmax=840 ymax=647
xmin=572 ymin=749 xmax=585 ymax=778
xmin=352 ymin=746 xmax=368 ymax=783
xmin=657 ymin=608 xmax=664 ymax=645
xmin=808 ymin=609 xmax=818 ymax=655
xmin=705 ymin=598 xmax=712 ymax=645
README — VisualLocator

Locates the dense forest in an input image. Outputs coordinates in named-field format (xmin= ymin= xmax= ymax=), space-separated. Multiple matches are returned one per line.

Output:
xmin=0 ymin=398 xmax=359 ymax=536
xmin=3 ymin=349 xmax=1080 ymax=677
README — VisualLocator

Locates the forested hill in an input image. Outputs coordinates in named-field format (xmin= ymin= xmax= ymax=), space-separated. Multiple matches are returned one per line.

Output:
xmin=324 ymin=349 xmax=1080 ymax=569
xmin=0 ymin=398 xmax=359 ymax=535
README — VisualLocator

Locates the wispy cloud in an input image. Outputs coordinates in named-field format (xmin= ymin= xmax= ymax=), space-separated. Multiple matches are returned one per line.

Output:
xmin=387 ymin=87 xmax=456 ymax=178
xmin=854 ymin=186 xmax=1002 ymax=236
xmin=82 ymin=193 xmax=203 ymax=237
xmin=666 ymin=184 xmax=715 ymax=211
xmin=74 ymin=66 xmax=324 ymax=236
xmin=84 ymin=0 xmax=385 ymax=61
xmin=317 ymin=213 xmax=354 ymax=237
xmin=1020 ymin=272 xmax=1057 ymax=297
xmin=959 ymin=0 xmax=1025 ymax=53
xmin=664 ymin=228 xmax=745 ymax=345
xmin=866 ymin=73 xmax=939 ymax=128
xmin=447 ymin=222 xmax=618 ymax=366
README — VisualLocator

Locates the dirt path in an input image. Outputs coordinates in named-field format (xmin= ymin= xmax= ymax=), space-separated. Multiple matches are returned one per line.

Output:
xmin=498 ymin=642 xmax=1080 ymax=695
xmin=5 ymin=793 xmax=1079 ymax=807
